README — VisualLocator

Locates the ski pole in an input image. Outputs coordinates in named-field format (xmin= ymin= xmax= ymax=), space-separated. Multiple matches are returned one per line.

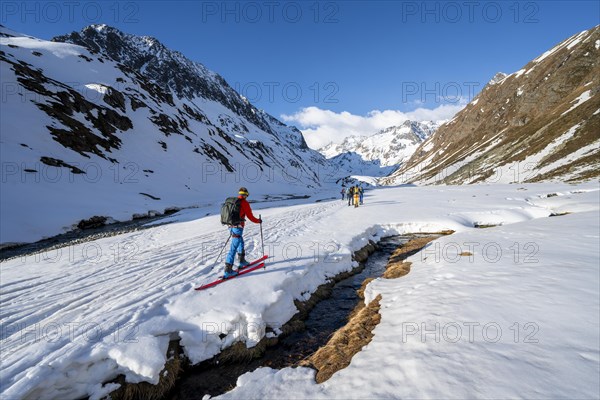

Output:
xmin=259 ymin=214 xmax=264 ymax=256
xmin=212 ymin=231 xmax=231 ymax=270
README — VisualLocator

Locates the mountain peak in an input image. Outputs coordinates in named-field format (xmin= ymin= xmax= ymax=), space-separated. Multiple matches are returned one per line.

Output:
xmin=88 ymin=23 xmax=110 ymax=33
xmin=320 ymin=120 xmax=438 ymax=168
xmin=54 ymin=25 xmax=217 ymax=92
xmin=53 ymin=25 xmax=278 ymax=133
xmin=487 ymin=72 xmax=509 ymax=86
xmin=83 ymin=24 xmax=164 ymax=51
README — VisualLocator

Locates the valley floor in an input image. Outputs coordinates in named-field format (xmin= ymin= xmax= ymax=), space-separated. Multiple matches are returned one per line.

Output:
xmin=1 ymin=183 xmax=599 ymax=399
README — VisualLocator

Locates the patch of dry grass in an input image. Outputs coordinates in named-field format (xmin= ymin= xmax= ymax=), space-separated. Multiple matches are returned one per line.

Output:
xmin=383 ymin=261 xmax=412 ymax=279
xmin=300 ymin=294 xmax=382 ymax=383
xmin=383 ymin=236 xmax=438 ymax=279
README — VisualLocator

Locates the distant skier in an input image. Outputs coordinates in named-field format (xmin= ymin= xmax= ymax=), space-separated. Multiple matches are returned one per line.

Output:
xmin=347 ymin=186 xmax=353 ymax=206
xmin=341 ymin=187 xmax=346 ymax=201
xmin=353 ymin=186 xmax=360 ymax=208
xmin=359 ymin=186 xmax=364 ymax=205
xmin=222 ymin=187 xmax=262 ymax=278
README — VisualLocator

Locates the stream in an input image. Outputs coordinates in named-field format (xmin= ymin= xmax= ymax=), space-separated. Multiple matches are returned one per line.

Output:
xmin=167 ymin=235 xmax=412 ymax=399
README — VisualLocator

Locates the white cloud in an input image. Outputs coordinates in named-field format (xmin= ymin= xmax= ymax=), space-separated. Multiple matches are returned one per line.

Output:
xmin=281 ymin=103 xmax=466 ymax=149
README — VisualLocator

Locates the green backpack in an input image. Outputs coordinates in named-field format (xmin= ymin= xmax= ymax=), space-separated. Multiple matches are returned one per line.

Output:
xmin=220 ymin=197 xmax=242 ymax=226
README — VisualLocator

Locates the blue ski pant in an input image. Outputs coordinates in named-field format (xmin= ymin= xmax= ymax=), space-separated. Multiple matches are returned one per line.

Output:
xmin=226 ymin=227 xmax=244 ymax=265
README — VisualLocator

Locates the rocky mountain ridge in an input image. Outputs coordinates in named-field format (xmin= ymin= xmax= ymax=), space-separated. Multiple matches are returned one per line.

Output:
xmin=384 ymin=26 xmax=600 ymax=185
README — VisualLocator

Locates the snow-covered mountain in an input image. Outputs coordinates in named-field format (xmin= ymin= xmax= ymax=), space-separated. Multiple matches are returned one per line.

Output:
xmin=384 ymin=26 xmax=600 ymax=185
xmin=52 ymin=25 xmax=278 ymax=135
xmin=0 ymin=25 xmax=333 ymax=245
xmin=319 ymin=120 xmax=439 ymax=175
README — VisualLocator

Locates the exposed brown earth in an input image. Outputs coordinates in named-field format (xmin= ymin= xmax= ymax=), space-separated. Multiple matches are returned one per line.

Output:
xmin=385 ymin=26 xmax=600 ymax=185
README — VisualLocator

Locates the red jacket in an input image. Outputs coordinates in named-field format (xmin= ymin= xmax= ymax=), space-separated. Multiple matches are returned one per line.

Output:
xmin=238 ymin=195 xmax=260 ymax=227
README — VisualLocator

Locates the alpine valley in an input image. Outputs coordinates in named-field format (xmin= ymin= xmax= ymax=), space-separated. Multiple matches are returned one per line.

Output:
xmin=1 ymin=24 xmax=599 ymax=246
xmin=1 ymin=18 xmax=599 ymax=400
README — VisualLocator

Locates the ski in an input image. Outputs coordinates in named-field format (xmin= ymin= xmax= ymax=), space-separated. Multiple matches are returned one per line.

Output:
xmin=195 ymin=255 xmax=268 ymax=291
xmin=238 ymin=254 xmax=268 ymax=270
xmin=195 ymin=262 xmax=266 ymax=290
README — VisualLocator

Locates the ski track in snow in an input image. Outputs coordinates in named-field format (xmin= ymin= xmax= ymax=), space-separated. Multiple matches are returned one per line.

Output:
xmin=0 ymin=199 xmax=343 ymax=399
xmin=1 ymin=183 xmax=599 ymax=399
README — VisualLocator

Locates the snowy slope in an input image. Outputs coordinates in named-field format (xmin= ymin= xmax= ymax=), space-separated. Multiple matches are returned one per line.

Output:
xmin=1 ymin=182 xmax=598 ymax=399
xmin=326 ymin=152 xmax=397 ymax=178
xmin=320 ymin=120 xmax=439 ymax=172
xmin=0 ymin=25 xmax=333 ymax=245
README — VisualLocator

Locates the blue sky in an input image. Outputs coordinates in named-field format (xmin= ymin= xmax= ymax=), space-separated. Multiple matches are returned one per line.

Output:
xmin=2 ymin=0 xmax=598 ymax=147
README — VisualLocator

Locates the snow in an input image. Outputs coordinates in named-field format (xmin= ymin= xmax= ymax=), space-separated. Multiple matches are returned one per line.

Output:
xmin=84 ymin=84 xmax=108 ymax=95
xmin=535 ymin=140 xmax=599 ymax=179
xmin=1 ymin=182 xmax=599 ymax=399
xmin=489 ymin=124 xmax=581 ymax=184
xmin=596 ymin=40 xmax=600 ymax=50
xmin=416 ymin=131 xmax=506 ymax=186
xmin=92 ymin=24 xmax=109 ymax=33
xmin=225 ymin=207 xmax=600 ymax=400
xmin=2 ymin=22 xmax=599 ymax=400
xmin=533 ymin=29 xmax=589 ymax=64
xmin=521 ymin=29 xmax=591 ymax=78
xmin=566 ymin=34 xmax=583 ymax=50
xmin=348 ymin=175 xmax=379 ymax=186
xmin=513 ymin=68 xmax=526 ymax=78
xmin=486 ymin=72 xmax=508 ymax=86
xmin=561 ymin=90 xmax=593 ymax=116
xmin=421 ymin=141 xmax=434 ymax=152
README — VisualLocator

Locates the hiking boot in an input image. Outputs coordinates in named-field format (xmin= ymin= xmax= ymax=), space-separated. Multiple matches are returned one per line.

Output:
xmin=223 ymin=270 xmax=238 ymax=279
xmin=223 ymin=263 xmax=238 ymax=279
xmin=238 ymin=252 xmax=250 ymax=268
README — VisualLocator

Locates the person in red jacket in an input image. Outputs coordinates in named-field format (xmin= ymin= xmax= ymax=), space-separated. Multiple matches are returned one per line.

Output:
xmin=224 ymin=187 xmax=262 ymax=278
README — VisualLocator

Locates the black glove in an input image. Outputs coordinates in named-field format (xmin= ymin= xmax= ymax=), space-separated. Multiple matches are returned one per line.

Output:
xmin=257 ymin=218 xmax=263 ymax=224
